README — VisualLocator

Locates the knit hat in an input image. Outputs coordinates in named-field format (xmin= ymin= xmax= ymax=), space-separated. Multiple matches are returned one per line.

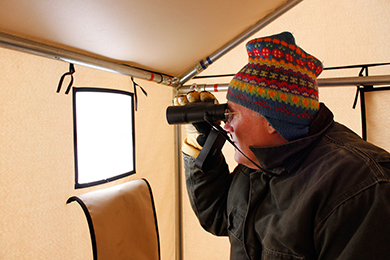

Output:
xmin=227 ymin=32 xmax=323 ymax=141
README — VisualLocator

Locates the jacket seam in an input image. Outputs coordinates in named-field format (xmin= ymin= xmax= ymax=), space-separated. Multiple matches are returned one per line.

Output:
xmin=262 ymin=245 xmax=305 ymax=260
xmin=314 ymin=180 xmax=385 ymax=233
xmin=323 ymin=134 xmax=389 ymax=180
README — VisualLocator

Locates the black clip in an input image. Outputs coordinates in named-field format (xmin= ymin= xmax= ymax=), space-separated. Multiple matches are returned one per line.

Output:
xmin=352 ymin=66 xmax=371 ymax=109
xmin=131 ymin=77 xmax=148 ymax=111
xmin=57 ymin=63 xmax=75 ymax=94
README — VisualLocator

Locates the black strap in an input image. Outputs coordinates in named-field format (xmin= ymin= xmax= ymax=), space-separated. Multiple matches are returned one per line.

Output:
xmin=352 ymin=86 xmax=360 ymax=109
xmin=57 ymin=63 xmax=75 ymax=94
xmin=131 ymin=77 xmax=148 ymax=111
xmin=203 ymin=113 xmax=277 ymax=176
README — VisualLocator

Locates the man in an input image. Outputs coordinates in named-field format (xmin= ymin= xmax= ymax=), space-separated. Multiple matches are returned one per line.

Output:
xmin=178 ymin=32 xmax=390 ymax=259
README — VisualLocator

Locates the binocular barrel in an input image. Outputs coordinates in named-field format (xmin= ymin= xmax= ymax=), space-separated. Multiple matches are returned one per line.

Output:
xmin=166 ymin=103 xmax=227 ymax=124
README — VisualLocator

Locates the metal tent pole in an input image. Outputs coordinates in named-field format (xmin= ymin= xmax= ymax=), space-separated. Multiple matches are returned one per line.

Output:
xmin=174 ymin=124 xmax=183 ymax=260
xmin=176 ymin=0 xmax=303 ymax=86
xmin=0 ymin=32 xmax=174 ymax=86
xmin=176 ymin=75 xmax=390 ymax=94
xmin=317 ymin=75 xmax=390 ymax=87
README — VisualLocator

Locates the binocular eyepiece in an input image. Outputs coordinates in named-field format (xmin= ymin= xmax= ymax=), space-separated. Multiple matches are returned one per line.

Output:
xmin=166 ymin=102 xmax=228 ymax=125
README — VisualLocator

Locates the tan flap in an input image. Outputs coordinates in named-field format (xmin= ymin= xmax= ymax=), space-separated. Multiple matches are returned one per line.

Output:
xmin=68 ymin=179 xmax=160 ymax=260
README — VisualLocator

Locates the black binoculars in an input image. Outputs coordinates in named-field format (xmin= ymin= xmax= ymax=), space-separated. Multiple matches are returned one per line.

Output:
xmin=166 ymin=102 xmax=228 ymax=171
xmin=166 ymin=102 xmax=227 ymax=125
xmin=165 ymin=101 xmax=263 ymax=172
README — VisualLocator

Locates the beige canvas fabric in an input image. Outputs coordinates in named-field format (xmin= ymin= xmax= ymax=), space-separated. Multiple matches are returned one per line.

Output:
xmin=67 ymin=179 xmax=160 ymax=260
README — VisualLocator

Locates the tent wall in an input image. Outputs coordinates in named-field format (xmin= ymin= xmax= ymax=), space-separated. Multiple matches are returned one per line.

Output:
xmin=0 ymin=47 xmax=176 ymax=259
xmin=1 ymin=0 xmax=390 ymax=260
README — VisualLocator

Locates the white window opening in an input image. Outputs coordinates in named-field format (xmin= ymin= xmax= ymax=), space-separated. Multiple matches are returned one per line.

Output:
xmin=73 ymin=87 xmax=135 ymax=188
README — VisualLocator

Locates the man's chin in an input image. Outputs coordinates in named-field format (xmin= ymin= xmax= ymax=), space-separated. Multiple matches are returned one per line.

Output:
xmin=234 ymin=151 xmax=259 ymax=169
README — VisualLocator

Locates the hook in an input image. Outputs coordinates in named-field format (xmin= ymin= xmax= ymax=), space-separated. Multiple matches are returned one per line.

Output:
xmin=57 ymin=63 xmax=75 ymax=94
xmin=131 ymin=77 xmax=148 ymax=111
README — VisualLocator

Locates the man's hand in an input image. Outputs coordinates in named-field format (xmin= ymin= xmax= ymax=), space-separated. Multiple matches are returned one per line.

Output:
xmin=173 ymin=91 xmax=218 ymax=157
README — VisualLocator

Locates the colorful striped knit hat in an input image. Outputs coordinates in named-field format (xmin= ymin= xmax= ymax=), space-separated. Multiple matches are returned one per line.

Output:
xmin=227 ymin=32 xmax=323 ymax=141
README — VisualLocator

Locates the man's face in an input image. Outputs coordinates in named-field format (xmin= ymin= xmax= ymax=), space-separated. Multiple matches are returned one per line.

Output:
xmin=223 ymin=101 xmax=285 ymax=169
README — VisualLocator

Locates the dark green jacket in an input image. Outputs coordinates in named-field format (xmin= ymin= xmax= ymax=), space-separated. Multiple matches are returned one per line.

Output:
xmin=184 ymin=104 xmax=390 ymax=259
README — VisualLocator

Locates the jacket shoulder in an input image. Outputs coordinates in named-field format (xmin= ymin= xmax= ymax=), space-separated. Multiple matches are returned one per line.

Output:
xmin=324 ymin=122 xmax=390 ymax=179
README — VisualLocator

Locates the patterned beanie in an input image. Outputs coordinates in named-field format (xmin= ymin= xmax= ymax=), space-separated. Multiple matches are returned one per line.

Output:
xmin=227 ymin=32 xmax=323 ymax=141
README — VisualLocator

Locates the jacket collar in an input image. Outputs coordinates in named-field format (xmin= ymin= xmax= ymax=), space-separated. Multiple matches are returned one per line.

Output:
xmin=249 ymin=103 xmax=334 ymax=175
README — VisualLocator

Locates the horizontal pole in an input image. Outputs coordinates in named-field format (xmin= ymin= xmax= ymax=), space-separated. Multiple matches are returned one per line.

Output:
xmin=177 ymin=75 xmax=390 ymax=94
xmin=0 ymin=31 xmax=175 ymax=86
xmin=317 ymin=75 xmax=390 ymax=87
xmin=178 ymin=83 xmax=229 ymax=94
xmin=177 ymin=0 xmax=303 ymax=86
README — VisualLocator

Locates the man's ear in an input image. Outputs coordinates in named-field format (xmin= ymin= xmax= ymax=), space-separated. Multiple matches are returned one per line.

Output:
xmin=266 ymin=121 xmax=278 ymax=135
xmin=266 ymin=121 xmax=288 ymax=143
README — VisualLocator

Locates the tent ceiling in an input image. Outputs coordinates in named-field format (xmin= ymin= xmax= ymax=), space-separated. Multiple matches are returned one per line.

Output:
xmin=0 ymin=0 xmax=295 ymax=78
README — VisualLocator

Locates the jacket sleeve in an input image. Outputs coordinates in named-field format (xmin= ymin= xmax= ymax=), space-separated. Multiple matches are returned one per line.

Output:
xmin=183 ymin=152 xmax=232 ymax=236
